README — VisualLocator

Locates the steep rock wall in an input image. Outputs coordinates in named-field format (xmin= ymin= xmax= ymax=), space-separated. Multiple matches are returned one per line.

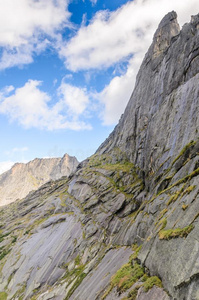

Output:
xmin=0 ymin=11 xmax=199 ymax=300
xmin=98 ymin=11 xmax=199 ymax=191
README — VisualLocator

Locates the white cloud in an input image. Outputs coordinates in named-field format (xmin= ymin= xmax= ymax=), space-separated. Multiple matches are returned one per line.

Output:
xmin=60 ymin=0 xmax=199 ymax=125
xmin=0 ymin=80 xmax=91 ymax=131
xmin=61 ymin=0 xmax=198 ymax=71
xmin=58 ymin=82 xmax=89 ymax=115
xmin=0 ymin=0 xmax=71 ymax=69
xmin=0 ymin=0 xmax=198 ymax=127
xmin=97 ymin=54 xmax=143 ymax=125
xmin=0 ymin=161 xmax=15 ymax=175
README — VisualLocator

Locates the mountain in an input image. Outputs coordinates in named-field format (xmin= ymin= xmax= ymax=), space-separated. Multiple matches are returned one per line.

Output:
xmin=0 ymin=154 xmax=79 ymax=207
xmin=0 ymin=11 xmax=199 ymax=300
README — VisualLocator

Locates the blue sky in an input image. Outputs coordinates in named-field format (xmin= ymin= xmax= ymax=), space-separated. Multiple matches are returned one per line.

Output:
xmin=0 ymin=0 xmax=198 ymax=173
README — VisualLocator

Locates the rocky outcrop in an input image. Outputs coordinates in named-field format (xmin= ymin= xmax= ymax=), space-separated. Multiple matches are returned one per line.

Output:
xmin=0 ymin=153 xmax=78 ymax=206
xmin=0 ymin=11 xmax=199 ymax=300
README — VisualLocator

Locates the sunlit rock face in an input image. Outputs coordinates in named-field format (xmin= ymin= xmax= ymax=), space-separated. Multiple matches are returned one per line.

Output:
xmin=0 ymin=153 xmax=78 ymax=206
xmin=1 ymin=11 xmax=199 ymax=300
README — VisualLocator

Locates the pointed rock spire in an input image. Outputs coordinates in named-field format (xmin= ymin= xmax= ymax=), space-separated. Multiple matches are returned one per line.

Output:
xmin=152 ymin=11 xmax=180 ymax=58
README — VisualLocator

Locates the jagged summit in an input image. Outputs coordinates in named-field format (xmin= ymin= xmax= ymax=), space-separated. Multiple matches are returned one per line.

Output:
xmin=0 ymin=12 xmax=199 ymax=300
xmin=150 ymin=11 xmax=180 ymax=59
xmin=98 ymin=11 xmax=199 ymax=189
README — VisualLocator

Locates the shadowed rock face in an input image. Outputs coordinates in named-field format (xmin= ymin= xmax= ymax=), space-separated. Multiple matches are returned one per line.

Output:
xmin=0 ymin=153 xmax=78 ymax=206
xmin=0 ymin=11 xmax=199 ymax=300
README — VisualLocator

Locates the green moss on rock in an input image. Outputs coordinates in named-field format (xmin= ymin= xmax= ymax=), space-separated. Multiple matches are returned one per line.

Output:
xmin=159 ymin=224 xmax=194 ymax=240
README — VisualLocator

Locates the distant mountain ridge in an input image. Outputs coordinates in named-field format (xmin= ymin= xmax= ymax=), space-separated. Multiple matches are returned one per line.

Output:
xmin=1 ymin=11 xmax=199 ymax=300
xmin=0 ymin=154 xmax=78 ymax=206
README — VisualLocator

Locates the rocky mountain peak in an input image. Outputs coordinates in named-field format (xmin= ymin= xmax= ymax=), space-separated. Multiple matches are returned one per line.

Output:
xmin=0 ymin=154 xmax=79 ymax=207
xmin=98 ymin=11 xmax=199 ymax=191
xmin=191 ymin=12 xmax=199 ymax=26
xmin=0 ymin=11 xmax=199 ymax=300
xmin=151 ymin=11 xmax=180 ymax=59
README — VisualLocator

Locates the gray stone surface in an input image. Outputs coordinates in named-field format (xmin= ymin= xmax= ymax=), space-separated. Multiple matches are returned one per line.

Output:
xmin=97 ymin=11 xmax=199 ymax=191
xmin=70 ymin=248 xmax=132 ymax=300
xmin=0 ymin=11 xmax=199 ymax=300
xmin=0 ymin=214 xmax=82 ymax=299
xmin=136 ymin=286 xmax=170 ymax=300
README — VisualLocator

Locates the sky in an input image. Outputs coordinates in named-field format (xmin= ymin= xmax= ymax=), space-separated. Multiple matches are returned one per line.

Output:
xmin=0 ymin=0 xmax=198 ymax=174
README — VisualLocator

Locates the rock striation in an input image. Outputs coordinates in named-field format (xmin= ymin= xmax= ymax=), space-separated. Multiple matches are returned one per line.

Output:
xmin=0 ymin=11 xmax=199 ymax=300
xmin=0 ymin=154 xmax=78 ymax=206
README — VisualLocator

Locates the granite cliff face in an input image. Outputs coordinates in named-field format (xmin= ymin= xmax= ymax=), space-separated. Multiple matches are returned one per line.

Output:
xmin=0 ymin=11 xmax=199 ymax=300
xmin=0 ymin=154 xmax=78 ymax=206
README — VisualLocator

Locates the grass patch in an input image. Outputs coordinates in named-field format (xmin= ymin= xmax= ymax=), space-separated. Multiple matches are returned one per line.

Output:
xmin=75 ymin=255 xmax=81 ymax=266
xmin=172 ymin=140 xmax=196 ymax=166
xmin=63 ymin=262 xmax=87 ymax=300
xmin=167 ymin=190 xmax=181 ymax=206
xmin=102 ymin=254 xmax=164 ymax=300
xmin=0 ymin=246 xmax=11 ymax=261
xmin=0 ymin=231 xmax=11 ymax=243
xmin=156 ymin=208 xmax=168 ymax=223
xmin=167 ymin=185 xmax=195 ymax=206
xmin=131 ymin=244 xmax=142 ymax=260
xmin=143 ymin=276 xmax=163 ymax=292
xmin=112 ymin=262 xmax=144 ymax=292
xmin=181 ymin=185 xmax=196 ymax=196
xmin=98 ymin=162 xmax=137 ymax=174
xmin=126 ymin=285 xmax=142 ymax=299
xmin=12 ymin=236 xmax=17 ymax=243
xmin=102 ymin=261 xmax=144 ymax=299
xmin=65 ymin=271 xmax=86 ymax=300
xmin=13 ymin=284 xmax=26 ymax=300
xmin=151 ymin=168 xmax=199 ymax=203
xmin=0 ymin=292 xmax=7 ymax=300
xmin=159 ymin=224 xmax=194 ymax=240
xmin=157 ymin=217 xmax=167 ymax=231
